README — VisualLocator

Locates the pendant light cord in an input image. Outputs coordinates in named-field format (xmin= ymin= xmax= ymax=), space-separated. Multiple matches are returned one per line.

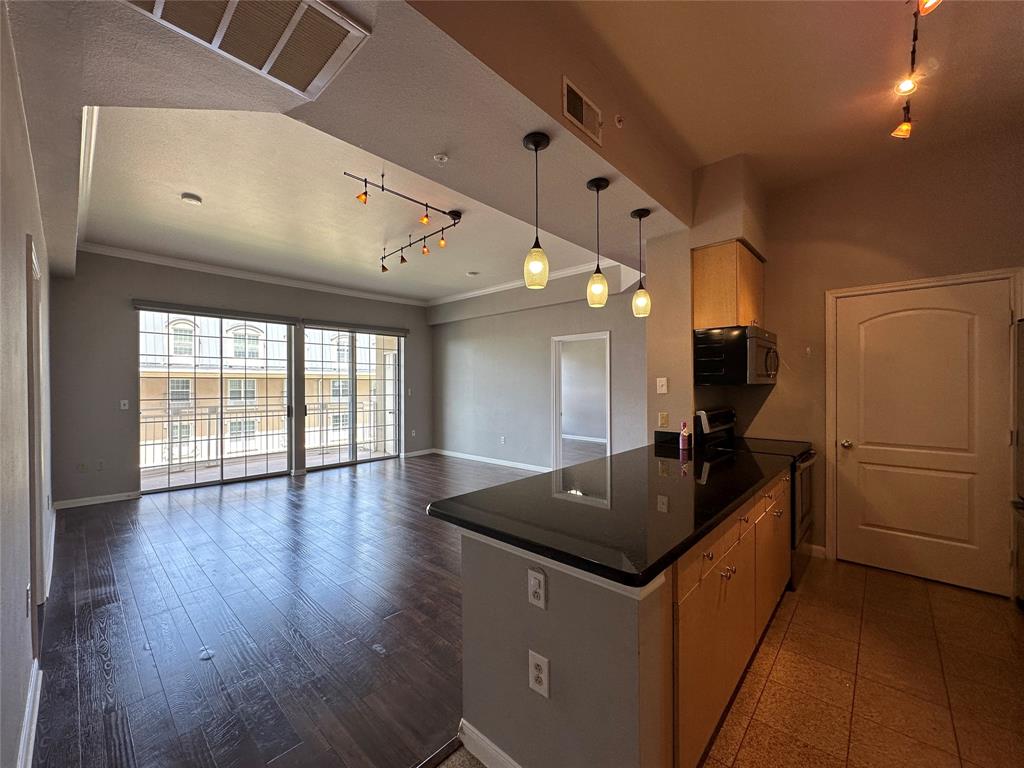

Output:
xmin=534 ymin=148 xmax=540 ymax=241
xmin=638 ymin=216 xmax=644 ymax=289
xmin=595 ymin=188 xmax=601 ymax=269
xmin=910 ymin=10 xmax=919 ymax=75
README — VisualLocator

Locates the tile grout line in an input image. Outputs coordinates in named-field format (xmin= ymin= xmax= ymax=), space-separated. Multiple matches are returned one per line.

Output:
xmin=846 ymin=573 xmax=867 ymax=767
xmin=927 ymin=585 xmax=966 ymax=766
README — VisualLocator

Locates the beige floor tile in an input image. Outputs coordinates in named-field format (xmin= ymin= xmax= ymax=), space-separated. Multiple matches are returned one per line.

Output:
xmin=791 ymin=600 xmax=862 ymax=642
xmin=859 ymin=621 xmax=942 ymax=669
xmin=853 ymin=677 xmax=957 ymax=754
xmin=775 ymin=590 xmax=799 ymax=623
xmin=734 ymin=719 xmax=845 ymax=768
xmin=936 ymin=620 xmax=1021 ymax=662
xmin=928 ymin=582 xmax=1013 ymax=617
xmin=946 ymin=673 xmax=1024 ymax=734
xmin=861 ymin=600 xmax=937 ymax=639
xmin=864 ymin=583 xmax=932 ymax=619
xmin=707 ymin=707 xmax=749 ymax=765
xmin=781 ymin=621 xmax=860 ymax=673
xmin=857 ymin=642 xmax=948 ymax=706
xmin=731 ymin=670 xmax=768 ymax=719
xmin=699 ymin=758 xmax=731 ymax=768
xmin=752 ymin=680 xmax=851 ymax=758
xmin=940 ymin=642 xmax=1024 ymax=693
xmin=795 ymin=582 xmax=865 ymax=617
xmin=954 ymin=713 xmax=1024 ymax=768
xmin=848 ymin=714 xmax=959 ymax=768
xmin=761 ymin=612 xmax=790 ymax=648
xmin=769 ymin=648 xmax=856 ymax=710
xmin=748 ymin=638 xmax=781 ymax=678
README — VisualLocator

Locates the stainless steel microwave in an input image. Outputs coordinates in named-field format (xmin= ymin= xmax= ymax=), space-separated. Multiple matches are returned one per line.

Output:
xmin=693 ymin=326 xmax=779 ymax=386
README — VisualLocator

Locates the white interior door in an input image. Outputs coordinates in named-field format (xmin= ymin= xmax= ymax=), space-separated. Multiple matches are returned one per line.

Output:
xmin=835 ymin=278 xmax=1013 ymax=594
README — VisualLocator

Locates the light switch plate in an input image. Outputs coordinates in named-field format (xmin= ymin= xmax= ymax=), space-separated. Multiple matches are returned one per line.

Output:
xmin=527 ymin=568 xmax=547 ymax=610
xmin=119 ymin=399 xmax=130 ymax=410
xmin=656 ymin=377 xmax=668 ymax=394
xmin=657 ymin=411 xmax=669 ymax=428
xmin=657 ymin=494 xmax=669 ymax=513
xmin=529 ymin=650 xmax=549 ymax=698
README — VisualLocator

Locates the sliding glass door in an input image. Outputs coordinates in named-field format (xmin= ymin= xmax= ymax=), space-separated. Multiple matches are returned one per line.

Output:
xmin=304 ymin=327 xmax=400 ymax=468
xmin=139 ymin=310 xmax=289 ymax=491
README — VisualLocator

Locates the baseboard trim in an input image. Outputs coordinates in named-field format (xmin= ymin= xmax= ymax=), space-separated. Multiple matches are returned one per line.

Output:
xmin=54 ymin=491 xmax=141 ymax=510
xmin=17 ymin=661 xmax=42 ymax=768
xmin=810 ymin=544 xmax=828 ymax=559
xmin=401 ymin=449 xmax=435 ymax=458
xmin=458 ymin=719 xmax=522 ymax=768
xmin=560 ymin=434 xmax=607 ymax=444
xmin=432 ymin=449 xmax=549 ymax=473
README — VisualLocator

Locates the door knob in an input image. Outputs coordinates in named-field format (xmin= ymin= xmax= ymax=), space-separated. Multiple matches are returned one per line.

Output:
xmin=840 ymin=440 xmax=854 ymax=449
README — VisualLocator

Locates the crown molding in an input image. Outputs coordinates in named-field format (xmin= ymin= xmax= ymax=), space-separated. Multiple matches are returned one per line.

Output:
xmin=78 ymin=242 xmax=429 ymax=307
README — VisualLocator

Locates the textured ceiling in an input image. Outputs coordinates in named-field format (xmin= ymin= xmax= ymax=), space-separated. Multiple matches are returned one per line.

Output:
xmin=82 ymin=108 xmax=606 ymax=303
xmin=560 ymin=0 xmax=1024 ymax=190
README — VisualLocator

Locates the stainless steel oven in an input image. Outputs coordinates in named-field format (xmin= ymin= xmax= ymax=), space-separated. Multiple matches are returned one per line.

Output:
xmin=791 ymin=450 xmax=817 ymax=588
xmin=694 ymin=326 xmax=779 ymax=386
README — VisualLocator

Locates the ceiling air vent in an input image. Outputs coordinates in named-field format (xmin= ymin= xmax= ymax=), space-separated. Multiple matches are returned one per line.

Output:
xmin=126 ymin=0 xmax=369 ymax=100
xmin=562 ymin=76 xmax=602 ymax=146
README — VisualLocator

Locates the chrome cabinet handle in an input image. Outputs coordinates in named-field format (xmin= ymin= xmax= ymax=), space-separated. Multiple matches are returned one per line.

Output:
xmin=740 ymin=515 xmax=749 ymax=523
xmin=773 ymin=509 xmax=784 ymax=518
xmin=720 ymin=569 xmax=732 ymax=581
xmin=840 ymin=440 xmax=854 ymax=449
xmin=703 ymin=551 xmax=714 ymax=562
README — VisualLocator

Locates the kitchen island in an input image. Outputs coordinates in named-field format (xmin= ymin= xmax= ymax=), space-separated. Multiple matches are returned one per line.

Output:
xmin=428 ymin=444 xmax=792 ymax=768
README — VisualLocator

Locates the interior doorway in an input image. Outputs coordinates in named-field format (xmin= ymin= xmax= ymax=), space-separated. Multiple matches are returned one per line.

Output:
xmin=26 ymin=236 xmax=44 ymax=657
xmin=827 ymin=271 xmax=1016 ymax=595
xmin=552 ymin=332 xmax=610 ymax=469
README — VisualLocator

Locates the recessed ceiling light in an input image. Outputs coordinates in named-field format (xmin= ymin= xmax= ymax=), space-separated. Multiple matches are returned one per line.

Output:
xmin=180 ymin=192 xmax=203 ymax=206
xmin=433 ymin=153 xmax=449 ymax=165
xmin=466 ymin=271 xmax=480 ymax=277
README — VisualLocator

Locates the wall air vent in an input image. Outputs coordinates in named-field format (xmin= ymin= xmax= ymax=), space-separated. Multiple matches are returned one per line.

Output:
xmin=562 ymin=76 xmax=602 ymax=146
xmin=126 ymin=0 xmax=369 ymax=100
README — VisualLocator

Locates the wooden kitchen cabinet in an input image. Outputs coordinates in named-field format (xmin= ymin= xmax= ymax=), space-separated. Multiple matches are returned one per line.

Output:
xmin=692 ymin=239 xmax=765 ymax=329
xmin=676 ymin=529 xmax=756 ymax=768
xmin=755 ymin=473 xmax=791 ymax=635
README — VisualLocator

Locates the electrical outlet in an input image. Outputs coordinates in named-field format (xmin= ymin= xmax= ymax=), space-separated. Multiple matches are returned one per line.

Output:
xmin=76 ymin=462 xmax=89 ymax=474
xmin=411 ymin=429 xmax=416 ymax=438
xmin=96 ymin=459 xmax=105 ymax=472
xmin=657 ymin=494 xmax=669 ymax=513
xmin=527 ymin=568 xmax=546 ymax=610
xmin=529 ymin=651 xmax=549 ymax=698
xmin=119 ymin=399 xmax=130 ymax=410
xmin=657 ymin=411 xmax=669 ymax=428
xmin=499 ymin=435 xmax=506 ymax=445
xmin=656 ymin=377 xmax=669 ymax=394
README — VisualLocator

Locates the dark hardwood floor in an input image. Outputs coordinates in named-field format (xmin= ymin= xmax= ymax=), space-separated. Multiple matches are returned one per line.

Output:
xmin=33 ymin=454 xmax=533 ymax=768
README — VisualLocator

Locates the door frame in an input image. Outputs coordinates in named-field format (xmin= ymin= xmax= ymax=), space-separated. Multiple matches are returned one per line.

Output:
xmin=25 ymin=236 xmax=44 ymax=657
xmin=551 ymin=331 xmax=611 ymax=469
xmin=824 ymin=267 xmax=1024 ymax=561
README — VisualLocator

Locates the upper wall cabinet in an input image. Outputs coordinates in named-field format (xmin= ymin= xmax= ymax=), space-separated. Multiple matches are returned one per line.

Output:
xmin=692 ymin=240 xmax=765 ymax=329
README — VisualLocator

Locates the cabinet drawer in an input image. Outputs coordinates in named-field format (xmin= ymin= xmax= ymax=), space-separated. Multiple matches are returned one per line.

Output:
xmin=737 ymin=493 xmax=765 ymax=538
xmin=699 ymin=518 xmax=741 ymax=579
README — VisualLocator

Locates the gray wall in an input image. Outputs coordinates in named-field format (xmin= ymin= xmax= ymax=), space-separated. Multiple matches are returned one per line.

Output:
xmin=2 ymin=5 xmax=52 ymax=764
xmin=50 ymin=251 xmax=433 ymax=502
xmin=431 ymin=285 xmax=647 ymax=469
xmin=747 ymin=137 xmax=1024 ymax=546
xmin=559 ymin=338 xmax=607 ymax=440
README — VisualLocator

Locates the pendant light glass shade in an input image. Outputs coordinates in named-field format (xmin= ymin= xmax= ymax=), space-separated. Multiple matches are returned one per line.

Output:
xmin=630 ymin=207 xmax=652 ymax=318
xmin=631 ymin=287 xmax=651 ymax=317
xmin=891 ymin=101 xmax=912 ymax=139
xmin=522 ymin=132 xmax=551 ymax=289
xmin=587 ymin=267 xmax=608 ymax=308
xmin=918 ymin=0 xmax=942 ymax=15
xmin=524 ymin=238 xmax=549 ymax=289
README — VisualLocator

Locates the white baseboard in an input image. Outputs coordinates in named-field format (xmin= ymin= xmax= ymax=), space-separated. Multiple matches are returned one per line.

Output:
xmin=560 ymin=434 xmax=607 ymax=444
xmin=459 ymin=719 xmax=523 ymax=768
xmin=431 ymin=449 xmax=549 ymax=473
xmin=17 ymin=661 xmax=42 ymax=768
xmin=53 ymin=490 xmax=141 ymax=510
xmin=401 ymin=448 xmax=435 ymax=458
xmin=810 ymin=544 xmax=828 ymax=559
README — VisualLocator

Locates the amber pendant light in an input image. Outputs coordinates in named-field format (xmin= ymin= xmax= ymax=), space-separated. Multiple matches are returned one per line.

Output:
xmin=522 ymin=132 xmax=551 ymax=289
xmin=891 ymin=100 xmax=913 ymax=139
xmin=630 ymin=208 xmax=651 ymax=318
xmin=586 ymin=177 xmax=610 ymax=308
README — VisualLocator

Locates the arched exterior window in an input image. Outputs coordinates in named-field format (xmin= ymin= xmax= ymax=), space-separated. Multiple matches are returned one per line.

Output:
xmin=228 ymin=324 xmax=263 ymax=358
xmin=169 ymin=320 xmax=196 ymax=356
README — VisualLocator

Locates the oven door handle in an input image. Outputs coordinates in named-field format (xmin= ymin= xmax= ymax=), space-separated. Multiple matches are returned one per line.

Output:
xmin=795 ymin=452 xmax=817 ymax=471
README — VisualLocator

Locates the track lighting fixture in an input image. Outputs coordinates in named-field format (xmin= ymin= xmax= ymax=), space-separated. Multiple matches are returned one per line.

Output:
xmin=381 ymin=257 xmax=389 ymax=273
xmin=585 ymin=177 xmax=610 ymax=308
xmin=522 ymin=132 xmax=551 ymax=289
xmin=891 ymin=100 xmax=913 ymax=139
xmin=630 ymin=208 xmax=652 ymax=318
xmin=347 ymin=170 xmax=462 ymax=273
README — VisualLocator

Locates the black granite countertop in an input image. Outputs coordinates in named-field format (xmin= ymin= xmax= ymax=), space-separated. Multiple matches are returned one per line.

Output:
xmin=427 ymin=444 xmax=792 ymax=587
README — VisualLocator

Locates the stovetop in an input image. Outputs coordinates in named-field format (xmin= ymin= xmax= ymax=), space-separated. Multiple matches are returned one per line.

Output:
xmin=723 ymin=437 xmax=813 ymax=459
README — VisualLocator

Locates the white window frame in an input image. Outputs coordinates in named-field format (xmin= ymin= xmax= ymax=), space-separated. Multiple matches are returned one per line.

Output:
xmin=169 ymin=378 xmax=193 ymax=402
xmin=232 ymin=329 xmax=260 ymax=359
xmin=170 ymin=323 xmax=195 ymax=356
xmin=228 ymin=378 xmax=257 ymax=405
xmin=330 ymin=379 xmax=351 ymax=400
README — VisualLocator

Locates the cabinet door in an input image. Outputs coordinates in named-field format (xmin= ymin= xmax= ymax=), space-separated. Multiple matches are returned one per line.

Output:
xmin=692 ymin=242 xmax=739 ymax=329
xmin=754 ymin=503 xmax=778 ymax=635
xmin=772 ymin=477 xmax=792 ymax=596
xmin=736 ymin=241 xmax=764 ymax=327
xmin=676 ymin=537 xmax=756 ymax=768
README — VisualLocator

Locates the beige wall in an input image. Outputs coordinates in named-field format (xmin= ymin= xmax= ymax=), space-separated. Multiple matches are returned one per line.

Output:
xmin=51 ymin=251 xmax=433 ymax=503
xmin=743 ymin=137 xmax=1024 ymax=545
xmin=1 ymin=5 xmax=52 ymax=764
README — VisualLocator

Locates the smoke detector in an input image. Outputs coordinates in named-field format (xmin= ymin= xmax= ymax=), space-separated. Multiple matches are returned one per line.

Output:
xmin=126 ymin=0 xmax=369 ymax=100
